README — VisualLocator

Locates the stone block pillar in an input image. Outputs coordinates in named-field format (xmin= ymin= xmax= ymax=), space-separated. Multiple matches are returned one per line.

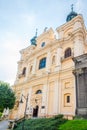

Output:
xmin=73 ymin=54 xmax=87 ymax=116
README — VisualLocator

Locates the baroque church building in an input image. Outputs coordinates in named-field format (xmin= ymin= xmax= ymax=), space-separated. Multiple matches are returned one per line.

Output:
xmin=10 ymin=7 xmax=87 ymax=120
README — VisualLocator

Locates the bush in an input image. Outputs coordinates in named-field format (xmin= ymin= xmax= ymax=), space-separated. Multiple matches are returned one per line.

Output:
xmin=0 ymin=112 xmax=2 ymax=118
xmin=54 ymin=114 xmax=64 ymax=119
xmin=14 ymin=115 xmax=67 ymax=130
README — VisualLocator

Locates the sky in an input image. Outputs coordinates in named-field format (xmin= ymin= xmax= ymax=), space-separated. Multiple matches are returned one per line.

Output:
xmin=0 ymin=0 xmax=87 ymax=85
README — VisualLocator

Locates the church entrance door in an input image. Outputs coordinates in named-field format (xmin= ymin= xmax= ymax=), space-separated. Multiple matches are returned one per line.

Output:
xmin=33 ymin=105 xmax=39 ymax=117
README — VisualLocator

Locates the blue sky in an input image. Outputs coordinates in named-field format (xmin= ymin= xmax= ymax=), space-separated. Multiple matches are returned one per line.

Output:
xmin=0 ymin=0 xmax=87 ymax=85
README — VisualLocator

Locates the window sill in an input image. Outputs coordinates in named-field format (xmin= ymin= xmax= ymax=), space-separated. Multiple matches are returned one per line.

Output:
xmin=64 ymin=103 xmax=72 ymax=107
xmin=61 ymin=55 xmax=73 ymax=62
xmin=18 ymin=74 xmax=26 ymax=78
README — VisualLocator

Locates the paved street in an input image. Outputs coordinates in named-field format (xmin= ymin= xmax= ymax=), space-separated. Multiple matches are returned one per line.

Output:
xmin=0 ymin=120 xmax=8 ymax=130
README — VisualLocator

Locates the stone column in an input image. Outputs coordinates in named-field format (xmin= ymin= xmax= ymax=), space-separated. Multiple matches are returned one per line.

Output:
xmin=18 ymin=91 xmax=25 ymax=118
xmin=26 ymin=87 xmax=32 ymax=115
xmin=45 ymin=81 xmax=49 ymax=116
xmin=46 ymin=51 xmax=51 ymax=73
xmin=74 ymin=68 xmax=87 ymax=115
xmin=58 ymin=78 xmax=61 ymax=114
xmin=73 ymin=76 xmax=76 ymax=115
xmin=27 ymin=87 xmax=32 ymax=108
xmin=32 ymin=58 xmax=37 ymax=75
xmin=53 ymin=80 xmax=59 ymax=115
xmin=74 ymin=72 xmax=79 ymax=114
xmin=41 ymin=84 xmax=48 ymax=116
xmin=55 ymin=47 xmax=62 ymax=71
xmin=25 ymin=63 xmax=30 ymax=80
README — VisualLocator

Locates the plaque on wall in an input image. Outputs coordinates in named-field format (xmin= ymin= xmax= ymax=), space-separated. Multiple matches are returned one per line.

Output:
xmin=41 ymin=106 xmax=45 ymax=109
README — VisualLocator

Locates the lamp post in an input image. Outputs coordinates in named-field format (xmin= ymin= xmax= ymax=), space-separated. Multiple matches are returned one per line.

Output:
xmin=20 ymin=93 xmax=29 ymax=130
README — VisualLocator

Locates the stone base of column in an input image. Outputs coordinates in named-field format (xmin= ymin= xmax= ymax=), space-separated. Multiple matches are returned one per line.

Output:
xmin=76 ymin=108 xmax=87 ymax=116
xmin=55 ymin=65 xmax=61 ymax=72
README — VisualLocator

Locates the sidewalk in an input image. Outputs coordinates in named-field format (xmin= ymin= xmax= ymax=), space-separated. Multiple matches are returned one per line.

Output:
xmin=0 ymin=120 xmax=8 ymax=130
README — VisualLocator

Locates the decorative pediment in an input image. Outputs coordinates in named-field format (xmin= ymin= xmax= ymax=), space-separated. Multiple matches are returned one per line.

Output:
xmin=36 ymin=28 xmax=55 ymax=47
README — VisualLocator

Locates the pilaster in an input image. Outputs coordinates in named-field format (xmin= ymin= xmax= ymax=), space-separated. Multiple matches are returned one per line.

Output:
xmin=32 ymin=58 xmax=37 ymax=74
xmin=41 ymin=84 xmax=47 ymax=116
xmin=53 ymin=80 xmax=59 ymax=114
xmin=58 ymin=78 xmax=61 ymax=114
xmin=25 ymin=63 xmax=30 ymax=80
xmin=55 ymin=47 xmax=62 ymax=71
xmin=46 ymin=51 xmax=51 ymax=72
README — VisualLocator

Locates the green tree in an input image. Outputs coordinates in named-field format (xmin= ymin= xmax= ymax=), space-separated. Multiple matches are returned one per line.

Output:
xmin=0 ymin=81 xmax=16 ymax=112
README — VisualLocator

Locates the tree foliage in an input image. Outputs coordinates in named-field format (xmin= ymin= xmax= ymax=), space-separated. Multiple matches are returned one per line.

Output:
xmin=0 ymin=81 xmax=16 ymax=112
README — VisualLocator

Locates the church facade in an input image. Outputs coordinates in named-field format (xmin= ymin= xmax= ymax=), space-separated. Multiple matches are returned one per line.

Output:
xmin=9 ymin=8 xmax=87 ymax=120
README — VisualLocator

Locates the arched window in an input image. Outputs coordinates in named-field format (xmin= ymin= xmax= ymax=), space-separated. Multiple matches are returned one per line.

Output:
xmin=36 ymin=90 xmax=42 ymax=94
xmin=64 ymin=48 xmax=71 ymax=58
xmin=52 ymin=55 xmax=56 ymax=64
xmin=22 ymin=67 xmax=26 ymax=75
xmin=39 ymin=57 xmax=46 ymax=69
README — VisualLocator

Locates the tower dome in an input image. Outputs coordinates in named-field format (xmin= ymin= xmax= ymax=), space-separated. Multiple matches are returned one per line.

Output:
xmin=66 ymin=4 xmax=78 ymax=22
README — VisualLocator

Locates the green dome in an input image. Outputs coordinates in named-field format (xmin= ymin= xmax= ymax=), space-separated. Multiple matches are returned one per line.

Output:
xmin=66 ymin=11 xmax=78 ymax=22
xmin=66 ymin=4 xmax=78 ymax=22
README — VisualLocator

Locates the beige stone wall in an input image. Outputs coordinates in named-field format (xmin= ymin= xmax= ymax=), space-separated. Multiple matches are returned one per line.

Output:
xmin=9 ymin=15 xmax=87 ymax=120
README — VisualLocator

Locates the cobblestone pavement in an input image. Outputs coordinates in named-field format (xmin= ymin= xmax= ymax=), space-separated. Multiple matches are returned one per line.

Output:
xmin=0 ymin=120 xmax=8 ymax=130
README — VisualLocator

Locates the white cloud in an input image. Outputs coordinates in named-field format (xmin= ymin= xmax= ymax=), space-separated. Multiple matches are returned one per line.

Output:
xmin=21 ymin=13 xmax=36 ymax=26
xmin=0 ymin=11 xmax=37 ymax=86
xmin=75 ymin=0 xmax=84 ymax=13
xmin=0 ymin=32 xmax=24 ymax=85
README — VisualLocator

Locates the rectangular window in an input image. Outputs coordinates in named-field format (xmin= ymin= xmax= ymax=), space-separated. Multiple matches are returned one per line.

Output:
xmin=67 ymin=96 xmax=70 ymax=103
xmin=39 ymin=57 xmax=46 ymax=69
